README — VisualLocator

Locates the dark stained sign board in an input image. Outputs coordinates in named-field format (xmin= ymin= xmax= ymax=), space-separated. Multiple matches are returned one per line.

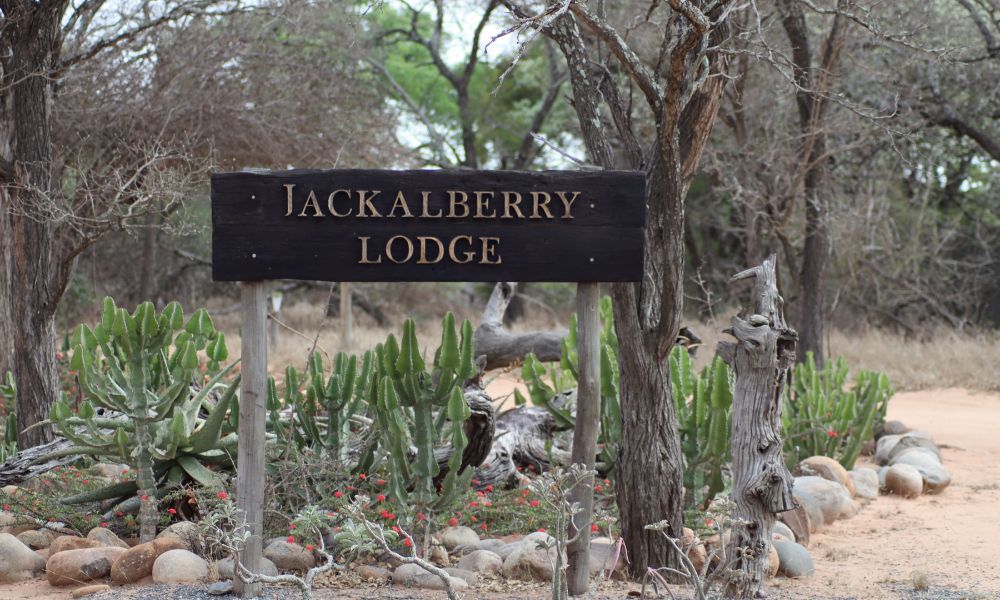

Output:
xmin=211 ymin=169 xmax=646 ymax=282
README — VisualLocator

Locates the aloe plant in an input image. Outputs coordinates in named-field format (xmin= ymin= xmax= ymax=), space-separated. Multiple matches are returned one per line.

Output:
xmin=782 ymin=352 xmax=892 ymax=469
xmin=48 ymin=298 xmax=236 ymax=541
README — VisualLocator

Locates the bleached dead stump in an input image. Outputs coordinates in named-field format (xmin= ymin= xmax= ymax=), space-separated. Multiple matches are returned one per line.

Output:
xmin=719 ymin=255 xmax=797 ymax=598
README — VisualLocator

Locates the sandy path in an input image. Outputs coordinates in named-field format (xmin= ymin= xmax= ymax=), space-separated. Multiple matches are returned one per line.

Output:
xmin=774 ymin=388 xmax=1000 ymax=599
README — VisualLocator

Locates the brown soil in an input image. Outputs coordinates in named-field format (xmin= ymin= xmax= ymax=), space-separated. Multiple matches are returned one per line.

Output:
xmin=2 ymin=388 xmax=998 ymax=599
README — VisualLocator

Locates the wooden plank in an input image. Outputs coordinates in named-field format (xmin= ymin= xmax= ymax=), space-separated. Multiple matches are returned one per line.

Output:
xmin=566 ymin=282 xmax=601 ymax=596
xmin=211 ymin=169 xmax=645 ymax=283
xmin=340 ymin=282 xmax=352 ymax=351
xmin=235 ymin=281 xmax=267 ymax=598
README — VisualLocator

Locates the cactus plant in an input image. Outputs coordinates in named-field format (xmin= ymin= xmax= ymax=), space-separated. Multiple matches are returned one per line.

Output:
xmin=782 ymin=352 xmax=892 ymax=469
xmin=48 ymin=297 xmax=237 ymax=541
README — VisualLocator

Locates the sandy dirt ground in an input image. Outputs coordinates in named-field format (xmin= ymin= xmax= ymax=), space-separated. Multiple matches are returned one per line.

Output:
xmin=2 ymin=387 xmax=998 ymax=600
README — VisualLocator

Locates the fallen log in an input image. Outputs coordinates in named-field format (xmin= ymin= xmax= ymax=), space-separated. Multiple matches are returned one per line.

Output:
xmin=0 ymin=438 xmax=79 ymax=487
xmin=473 ymin=282 xmax=567 ymax=370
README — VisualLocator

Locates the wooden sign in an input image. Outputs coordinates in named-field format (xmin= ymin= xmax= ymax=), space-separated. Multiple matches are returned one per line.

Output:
xmin=211 ymin=169 xmax=646 ymax=282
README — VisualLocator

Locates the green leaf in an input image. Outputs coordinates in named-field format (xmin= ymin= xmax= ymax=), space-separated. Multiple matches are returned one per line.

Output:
xmin=176 ymin=455 xmax=221 ymax=487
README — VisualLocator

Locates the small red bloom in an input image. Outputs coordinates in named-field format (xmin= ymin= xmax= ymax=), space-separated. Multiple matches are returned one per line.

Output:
xmin=827 ymin=429 xmax=838 ymax=438
xmin=417 ymin=512 xmax=426 ymax=521
xmin=347 ymin=485 xmax=356 ymax=491
xmin=334 ymin=491 xmax=343 ymax=498
xmin=326 ymin=512 xmax=336 ymax=517
xmin=116 ymin=511 xmax=124 ymax=517
xmin=476 ymin=491 xmax=485 ymax=498
xmin=217 ymin=491 xmax=229 ymax=500
xmin=290 ymin=524 xmax=297 ymax=530
xmin=591 ymin=524 xmax=600 ymax=533
xmin=140 ymin=494 xmax=149 ymax=501
xmin=305 ymin=544 xmax=314 ymax=552
xmin=484 ymin=501 xmax=492 ymax=507
xmin=448 ymin=517 xmax=459 ymax=527
xmin=484 ymin=485 xmax=493 ymax=493
xmin=100 ymin=522 xmax=108 ymax=527
xmin=471 ymin=479 xmax=479 ymax=486
xmin=167 ymin=508 xmax=177 ymax=515
xmin=469 ymin=501 xmax=479 ymax=508
xmin=521 ymin=489 xmax=530 ymax=497
xmin=82 ymin=479 xmax=89 ymax=485
xmin=403 ymin=538 xmax=413 ymax=548
xmin=594 ymin=484 xmax=602 ymax=492
xmin=376 ymin=494 xmax=386 ymax=503
xmin=530 ymin=500 xmax=539 ymax=507
xmin=287 ymin=535 xmax=295 ymax=543
xmin=2 ymin=504 xmax=10 ymax=511
xmin=391 ymin=525 xmax=401 ymax=534
xmin=358 ymin=473 xmax=367 ymax=481
xmin=537 ymin=528 xmax=546 ymax=533
xmin=377 ymin=479 xmax=387 ymax=486
xmin=480 ymin=523 xmax=487 ymax=531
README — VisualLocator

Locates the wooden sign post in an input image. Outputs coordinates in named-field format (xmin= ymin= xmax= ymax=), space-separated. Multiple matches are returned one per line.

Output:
xmin=212 ymin=169 xmax=645 ymax=598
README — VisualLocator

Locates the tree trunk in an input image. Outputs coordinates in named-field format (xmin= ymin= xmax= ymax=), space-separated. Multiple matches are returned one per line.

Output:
xmin=2 ymin=7 xmax=64 ymax=449
xmin=720 ymin=256 xmax=796 ymax=598
xmin=137 ymin=212 xmax=161 ymax=304
xmin=798 ymin=173 xmax=830 ymax=366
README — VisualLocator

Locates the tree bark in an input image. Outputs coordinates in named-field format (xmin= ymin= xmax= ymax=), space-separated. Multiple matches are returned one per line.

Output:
xmin=1 ymin=1 xmax=68 ymax=449
xmin=720 ymin=256 xmax=796 ymax=598
xmin=137 ymin=212 xmax=161 ymax=304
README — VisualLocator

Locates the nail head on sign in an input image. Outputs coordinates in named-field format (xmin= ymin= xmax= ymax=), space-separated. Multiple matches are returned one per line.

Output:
xmin=251 ymin=195 xmax=256 ymax=200
xmin=589 ymin=258 xmax=595 ymax=263
xmin=252 ymin=253 xmax=257 ymax=258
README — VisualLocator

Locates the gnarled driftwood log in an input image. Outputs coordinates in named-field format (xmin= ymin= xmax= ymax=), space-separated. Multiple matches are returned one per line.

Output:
xmin=473 ymin=283 xmax=567 ymax=370
xmin=719 ymin=255 xmax=797 ymax=598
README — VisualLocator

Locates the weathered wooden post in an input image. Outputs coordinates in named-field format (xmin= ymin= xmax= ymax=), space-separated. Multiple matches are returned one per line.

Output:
xmin=718 ymin=255 xmax=797 ymax=598
xmin=340 ymin=282 xmax=352 ymax=351
xmin=235 ymin=281 xmax=267 ymax=598
xmin=566 ymin=281 xmax=600 ymax=596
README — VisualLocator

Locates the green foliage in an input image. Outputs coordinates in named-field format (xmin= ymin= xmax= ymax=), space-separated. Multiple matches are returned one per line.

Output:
xmin=782 ymin=353 xmax=892 ymax=470
xmin=518 ymin=297 xmax=621 ymax=473
xmin=0 ymin=372 xmax=16 ymax=462
xmin=47 ymin=298 xmax=239 ymax=525
xmin=670 ymin=346 xmax=733 ymax=511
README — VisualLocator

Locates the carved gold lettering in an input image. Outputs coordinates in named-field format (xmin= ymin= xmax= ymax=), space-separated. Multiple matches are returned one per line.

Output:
xmin=356 ymin=190 xmax=382 ymax=217
xmin=298 ymin=190 xmax=324 ymax=217
xmin=555 ymin=191 xmax=581 ymax=219
xmin=502 ymin=191 xmax=524 ymax=219
xmin=474 ymin=191 xmax=496 ymax=219
xmin=284 ymin=184 xmax=295 ymax=216
xmin=385 ymin=235 xmax=414 ymax=263
xmin=479 ymin=237 xmax=501 ymax=264
xmin=447 ymin=191 xmax=470 ymax=218
xmin=448 ymin=235 xmax=475 ymax=264
xmin=530 ymin=191 xmax=554 ymax=219
xmin=358 ymin=237 xmax=382 ymax=264
xmin=420 ymin=191 xmax=442 ymax=218
xmin=327 ymin=189 xmax=352 ymax=217
xmin=417 ymin=236 xmax=445 ymax=264
xmin=388 ymin=191 xmax=414 ymax=218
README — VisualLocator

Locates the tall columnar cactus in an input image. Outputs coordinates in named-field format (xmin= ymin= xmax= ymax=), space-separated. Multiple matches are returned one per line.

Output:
xmin=51 ymin=298 xmax=235 ymax=541
xmin=368 ymin=313 xmax=476 ymax=513
xmin=782 ymin=352 xmax=892 ymax=469
xmin=670 ymin=346 xmax=733 ymax=510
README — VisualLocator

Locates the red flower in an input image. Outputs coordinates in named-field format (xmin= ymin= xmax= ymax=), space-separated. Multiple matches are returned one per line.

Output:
xmin=471 ymin=479 xmax=479 ymax=486
xmin=377 ymin=479 xmax=387 ymax=486
xmin=417 ymin=512 xmax=426 ymax=521
xmin=521 ymin=489 xmax=530 ymax=497
xmin=484 ymin=501 xmax=492 ymax=507
xmin=82 ymin=479 xmax=89 ymax=485
xmin=100 ymin=521 xmax=108 ymax=527
xmin=115 ymin=511 xmax=124 ymax=517
xmin=55 ymin=351 xmax=63 ymax=360
xmin=594 ymin=484 xmax=602 ymax=492
xmin=530 ymin=500 xmax=539 ymax=508
xmin=376 ymin=494 xmax=386 ymax=503
xmin=167 ymin=508 xmax=177 ymax=515
xmin=469 ymin=501 xmax=479 ymax=508
xmin=290 ymin=524 xmax=297 ymax=530
xmin=484 ymin=485 xmax=493 ymax=493
xmin=391 ymin=525 xmax=401 ymax=534
xmin=216 ymin=491 xmax=229 ymax=500
xmin=305 ymin=544 xmax=314 ymax=552
xmin=358 ymin=473 xmax=367 ymax=481
xmin=476 ymin=491 xmax=485 ymax=498
xmin=2 ymin=504 xmax=10 ymax=511
xmin=480 ymin=523 xmax=487 ymax=531
xmin=326 ymin=512 xmax=336 ymax=518
xmin=140 ymin=494 xmax=149 ymax=501
xmin=604 ymin=479 xmax=610 ymax=486
xmin=826 ymin=429 xmax=838 ymax=438
xmin=591 ymin=524 xmax=600 ymax=533
xmin=537 ymin=528 xmax=546 ymax=533
xmin=403 ymin=538 xmax=413 ymax=548
xmin=448 ymin=517 xmax=459 ymax=527
xmin=347 ymin=485 xmax=356 ymax=491
xmin=287 ymin=535 xmax=295 ymax=543
xmin=334 ymin=491 xmax=343 ymax=498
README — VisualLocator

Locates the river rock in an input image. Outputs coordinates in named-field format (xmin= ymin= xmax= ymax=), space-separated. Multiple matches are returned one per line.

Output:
xmin=589 ymin=538 xmax=627 ymax=577
xmin=444 ymin=567 xmax=477 ymax=585
xmin=771 ymin=521 xmax=796 ymax=543
xmin=263 ymin=540 xmax=315 ymax=571
xmin=49 ymin=535 xmax=105 ymax=556
xmin=884 ymin=463 xmax=923 ymax=498
xmin=849 ymin=467 xmax=880 ymax=500
xmin=391 ymin=563 xmax=469 ymax=591
xmin=793 ymin=476 xmax=857 ymax=529
xmin=891 ymin=448 xmax=951 ymax=493
xmin=881 ymin=420 xmax=909 ymax=436
xmin=155 ymin=520 xmax=200 ymax=552
xmin=438 ymin=526 xmax=479 ymax=551
xmin=215 ymin=556 xmax=278 ymax=580
xmin=779 ymin=506 xmax=810 ymax=547
xmin=152 ymin=549 xmax=208 ymax=584
xmin=767 ymin=543 xmax=780 ymax=578
xmin=887 ymin=434 xmax=941 ymax=463
xmin=773 ymin=540 xmax=814 ymax=578
xmin=456 ymin=549 xmax=503 ymax=575
xmin=354 ymin=564 xmax=391 ymax=581
xmin=17 ymin=528 xmax=57 ymax=550
xmin=89 ymin=463 xmax=129 ymax=479
xmin=86 ymin=527 xmax=129 ymax=549
xmin=71 ymin=584 xmax=111 ymax=598
xmin=878 ymin=466 xmax=889 ymax=490
xmin=46 ymin=546 xmax=127 ymax=586
xmin=110 ymin=537 xmax=187 ymax=584
xmin=502 ymin=535 xmax=565 ymax=582
xmin=0 ymin=532 xmax=47 ymax=583
xmin=798 ymin=456 xmax=855 ymax=495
